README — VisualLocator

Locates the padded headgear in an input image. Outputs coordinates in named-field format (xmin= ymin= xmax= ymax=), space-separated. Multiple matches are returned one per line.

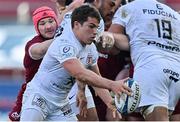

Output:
xmin=32 ymin=6 xmax=58 ymax=35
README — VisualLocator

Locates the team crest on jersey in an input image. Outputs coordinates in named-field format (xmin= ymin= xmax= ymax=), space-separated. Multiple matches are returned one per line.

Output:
xmin=86 ymin=53 xmax=93 ymax=65
xmin=59 ymin=45 xmax=76 ymax=60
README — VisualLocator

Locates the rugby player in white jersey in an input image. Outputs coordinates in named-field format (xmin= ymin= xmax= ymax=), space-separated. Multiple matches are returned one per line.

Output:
xmin=20 ymin=4 xmax=131 ymax=121
xmin=101 ymin=0 xmax=180 ymax=121
xmin=54 ymin=0 xmax=123 ymax=121
xmin=59 ymin=8 xmax=105 ymax=121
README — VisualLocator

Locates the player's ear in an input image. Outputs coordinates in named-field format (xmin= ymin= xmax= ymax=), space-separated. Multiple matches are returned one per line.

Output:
xmin=73 ymin=21 xmax=80 ymax=29
xmin=93 ymin=0 xmax=102 ymax=8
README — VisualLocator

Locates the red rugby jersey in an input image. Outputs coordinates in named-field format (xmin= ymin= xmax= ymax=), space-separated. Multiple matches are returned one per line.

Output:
xmin=23 ymin=35 xmax=45 ymax=82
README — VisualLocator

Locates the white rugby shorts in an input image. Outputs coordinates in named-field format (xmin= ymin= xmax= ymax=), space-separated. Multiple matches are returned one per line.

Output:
xmin=133 ymin=58 xmax=180 ymax=110
xmin=20 ymin=85 xmax=77 ymax=121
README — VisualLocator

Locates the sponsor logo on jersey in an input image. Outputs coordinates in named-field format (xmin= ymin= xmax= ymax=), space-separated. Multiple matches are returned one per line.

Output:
xmin=60 ymin=104 xmax=72 ymax=116
xmin=169 ymin=76 xmax=179 ymax=82
xmin=68 ymin=94 xmax=75 ymax=100
xmin=147 ymin=41 xmax=180 ymax=53
xmin=163 ymin=68 xmax=179 ymax=82
xmin=32 ymin=94 xmax=46 ymax=109
xmin=142 ymin=4 xmax=177 ymax=20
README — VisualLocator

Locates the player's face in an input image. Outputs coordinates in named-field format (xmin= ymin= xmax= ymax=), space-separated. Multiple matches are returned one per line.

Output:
xmin=99 ymin=0 xmax=115 ymax=22
xmin=38 ymin=17 xmax=57 ymax=39
xmin=76 ymin=17 xmax=99 ymax=45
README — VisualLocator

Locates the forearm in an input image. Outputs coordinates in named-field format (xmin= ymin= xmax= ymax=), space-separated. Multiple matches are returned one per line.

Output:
xmin=113 ymin=33 xmax=130 ymax=51
xmin=108 ymin=24 xmax=129 ymax=51
xmin=90 ymin=65 xmax=114 ymax=105
xmin=64 ymin=59 xmax=131 ymax=96
xmin=76 ymin=80 xmax=86 ymax=91
xmin=93 ymin=87 xmax=113 ymax=106
xmin=64 ymin=59 xmax=113 ymax=90
xmin=76 ymin=68 xmax=113 ymax=90
xmin=30 ymin=39 xmax=53 ymax=59
xmin=55 ymin=0 xmax=84 ymax=24
xmin=54 ymin=0 xmax=66 ymax=24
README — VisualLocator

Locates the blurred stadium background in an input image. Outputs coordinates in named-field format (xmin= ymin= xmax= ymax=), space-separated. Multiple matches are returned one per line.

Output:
xmin=0 ymin=0 xmax=179 ymax=121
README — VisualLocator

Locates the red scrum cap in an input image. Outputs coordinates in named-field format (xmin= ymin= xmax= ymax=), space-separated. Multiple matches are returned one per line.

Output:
xmin=32 ymin=6 xmax=58 ymax=35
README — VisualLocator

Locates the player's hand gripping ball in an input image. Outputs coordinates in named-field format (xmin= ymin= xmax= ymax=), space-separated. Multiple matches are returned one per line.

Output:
xmin=115 ymin=78 xmax=141 ymax=114
xmin=95 ymin=31 xmax=115 ymax=52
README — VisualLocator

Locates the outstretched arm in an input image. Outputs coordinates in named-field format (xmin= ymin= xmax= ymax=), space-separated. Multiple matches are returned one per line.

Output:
xmin=89 ymin=64 xmax=114 ymax=106
xmin=63 ymin=58 xmax=132 ymax=97
xmin=76 ymin=80 xmax=87 ymax=118
xmin=89 ymin=64 xmax=122 ymax=120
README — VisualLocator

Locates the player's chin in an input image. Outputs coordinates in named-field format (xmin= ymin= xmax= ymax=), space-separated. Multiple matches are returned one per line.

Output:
xmin=86 ymin=41 xmax=93 ymax=45
xmin=45 ymin=33 xmax=54 ymax=39
xmin=87 ymin=38 xmax=95 ymax=44
xmin=105 ymin=13 xmax=113 ymax=22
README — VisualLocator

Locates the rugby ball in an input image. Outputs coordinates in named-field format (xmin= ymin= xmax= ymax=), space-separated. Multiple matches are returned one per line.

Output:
xmin=115 ymin=78 xmax=141 ymax=114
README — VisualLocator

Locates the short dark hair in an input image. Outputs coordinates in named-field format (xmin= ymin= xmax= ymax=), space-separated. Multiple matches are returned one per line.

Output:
xmin=71 ymin=4 xmax=101 ymax=28
xmin=121 ymin=0 xmax=134 ymax=5
xmin=65 ymin=0 xmax=73 ymax=6
xmin=65 ymin=0 xmax=95 ymax=6
xmin=84 ymin=0 xmax=95 ymax=3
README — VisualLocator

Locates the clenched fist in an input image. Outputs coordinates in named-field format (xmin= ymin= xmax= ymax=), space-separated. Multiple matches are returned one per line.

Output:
xmin=95 ymin=31 xmax=115 ymax=52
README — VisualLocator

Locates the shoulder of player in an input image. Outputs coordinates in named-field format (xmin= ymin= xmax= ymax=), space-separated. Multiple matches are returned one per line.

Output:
xmin=115 ymin=2 xmax=135 ymax=16
xmin=52 ymin=35 xmax=77 ymax=51
xmin=61 ymin=11 xmax=72 ymax=20
xmin=25 ymin=35 xmax=44 ymax=49
xmin=63 ymin=11 xmax=72 ymax=19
